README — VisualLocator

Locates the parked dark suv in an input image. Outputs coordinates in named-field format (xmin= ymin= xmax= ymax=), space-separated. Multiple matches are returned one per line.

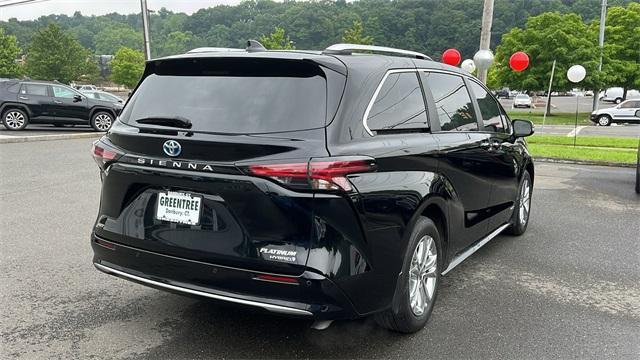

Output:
xmin=0 ymin=80 xmax=122 ymax=131
xmin=90 ymin=43 xmax=535 ymax=333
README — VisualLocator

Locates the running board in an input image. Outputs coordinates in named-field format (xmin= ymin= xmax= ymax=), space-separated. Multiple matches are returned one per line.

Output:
xmin=441 ymin=223 xmax=510 ymax=275
xmin=94 ymin=263 xmax=313 ymax=317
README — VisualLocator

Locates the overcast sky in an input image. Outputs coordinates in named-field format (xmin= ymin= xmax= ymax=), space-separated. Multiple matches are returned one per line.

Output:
xmin=0 ymin=0 xmax=246 ymax=21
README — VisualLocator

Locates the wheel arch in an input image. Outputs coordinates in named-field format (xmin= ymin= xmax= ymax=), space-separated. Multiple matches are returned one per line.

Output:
xmin=89 ymin=107 xmax=116 ymax=120
xmin=0 ymin=103 xmax=31 ymax=118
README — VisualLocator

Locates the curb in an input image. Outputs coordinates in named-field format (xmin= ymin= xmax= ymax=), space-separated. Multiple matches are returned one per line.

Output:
xmin=534 ymin=157 xmax=636 ymax=168
xmin=0 ymin=132 xmax=104 ymax=144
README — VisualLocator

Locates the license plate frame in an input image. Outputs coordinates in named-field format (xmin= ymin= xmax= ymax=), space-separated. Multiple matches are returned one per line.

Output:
xmin=155 ymin=191 xmax=203 ymax=226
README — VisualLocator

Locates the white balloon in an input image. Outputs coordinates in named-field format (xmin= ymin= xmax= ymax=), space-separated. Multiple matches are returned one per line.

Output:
xmin=473 ymin=49 xmax=494 ymax=70
xmin=461 ymin=59 xmax=476 ymax=73
xmin=567 ymin=65 xmax=586 ymax=83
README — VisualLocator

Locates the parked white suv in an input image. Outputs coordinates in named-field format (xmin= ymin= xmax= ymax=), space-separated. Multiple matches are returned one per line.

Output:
xmin=590 ymin=99 xmax=640 ymax=126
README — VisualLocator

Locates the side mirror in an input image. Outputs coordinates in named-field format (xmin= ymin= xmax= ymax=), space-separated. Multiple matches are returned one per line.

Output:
xmin=512 ymin=119 xmax=534 ymax=138
xmin=73 ymin=94 xmax=82 ymax=102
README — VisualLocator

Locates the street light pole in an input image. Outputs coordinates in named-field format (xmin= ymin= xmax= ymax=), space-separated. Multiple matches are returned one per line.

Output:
xmin=592 ymin=0 xmax=607 ymax=111
xmin=477 ymin=0 xmax=494 ymax=83
xmin=140 ymin=0 xmax=151 ymax=60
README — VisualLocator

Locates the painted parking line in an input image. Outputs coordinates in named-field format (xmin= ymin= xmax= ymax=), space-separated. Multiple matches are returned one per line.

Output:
xmin=566 ymin=126 xmax=586 ymax=137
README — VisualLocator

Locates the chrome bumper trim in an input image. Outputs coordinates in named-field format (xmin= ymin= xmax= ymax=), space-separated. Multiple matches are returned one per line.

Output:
xmin=94 ymin=263 xmax=313 ymax=317
xmin=441 ymin=223 xmax=510 ymax=275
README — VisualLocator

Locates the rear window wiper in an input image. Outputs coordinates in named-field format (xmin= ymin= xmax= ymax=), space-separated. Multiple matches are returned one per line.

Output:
xmin=134 ymin=116 xmax=193 ymax=129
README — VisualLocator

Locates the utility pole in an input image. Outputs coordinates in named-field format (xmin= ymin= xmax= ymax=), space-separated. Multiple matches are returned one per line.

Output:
xmin=477 ymin=0 xmax=494 ymax=83
xmin=592 ymin=0 xmax=607 ymax=111
xmin=140 ymin=0 xmax=151 ymax=60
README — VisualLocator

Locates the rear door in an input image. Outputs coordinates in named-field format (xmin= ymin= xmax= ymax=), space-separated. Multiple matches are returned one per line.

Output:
xmin=96 ymin=56 xmax=345 ymax=275
xmin=49 ymin=85 xmax=90 ymax=123
xmin=467 ymin=79 xmax=521 ymax=229
xmin=18 ymin=83 xmax=54 ymax=120
xmin=420 ymin=71 xmax=495 ymax=251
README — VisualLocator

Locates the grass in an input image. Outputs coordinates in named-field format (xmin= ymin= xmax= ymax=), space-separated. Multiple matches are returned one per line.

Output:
xmin=526 ymin=135 xmax=638 ymax=164
xmin=506 ymin=111 xmax=592 ymax=125
xmin=528 ymin=135 xmax=639 ymax=149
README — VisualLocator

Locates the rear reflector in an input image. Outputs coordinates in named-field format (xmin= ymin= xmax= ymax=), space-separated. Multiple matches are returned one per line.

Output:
xmin=247 ymin=157 xmax=375 ymax=191
xmin=254 ymin=274 xmax=299 ymax=285
xmin=95 ymin=238 xmax=116 ymax=250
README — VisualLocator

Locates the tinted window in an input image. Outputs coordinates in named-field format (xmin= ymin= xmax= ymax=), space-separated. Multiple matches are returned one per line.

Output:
xmin=367 ymin=72 xmax=428 ymax=131
xmin=7 ymin=83 xmax=20 ymax=93
xmin=52 ymin=86 xmax=76 ymax=98
xmin=21 ymin=84 xmax=48 ymax=96
xmin=120 ymin=59 xmax=327 ymax=134
xmin=621 ymin=101 xmax=640 ymax=108
xmin=423 ymin=72 xmax=477 ymax=131
xmin=469 ymin=81 xmax=505 ymax=133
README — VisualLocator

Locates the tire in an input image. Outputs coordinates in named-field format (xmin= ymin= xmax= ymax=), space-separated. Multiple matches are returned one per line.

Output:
xmin=374 ymin=217 xmax=442 ymax=333
xmin=91 ymin=111 xmax=114 ymax=132
xmin=505 ymin=171 xmax=532 ymax=236
xmin=2 ymin=108 xmax=29 ymax=131
xmin=597 ymin=115 xmax=612 ymax=127
xmin=614 ymin=98 xmax=622 ymax=104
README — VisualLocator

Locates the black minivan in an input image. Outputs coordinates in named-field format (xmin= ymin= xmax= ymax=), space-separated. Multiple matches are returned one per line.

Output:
xmin=90 ymin=43 xmax=534 ymax=333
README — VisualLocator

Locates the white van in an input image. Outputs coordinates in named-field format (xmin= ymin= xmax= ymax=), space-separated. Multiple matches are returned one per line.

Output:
xmin=600 ymin=87 xmax=640 ymax=104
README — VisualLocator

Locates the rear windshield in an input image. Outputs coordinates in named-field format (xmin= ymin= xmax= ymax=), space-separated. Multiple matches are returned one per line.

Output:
xmin=120 ymin=58 xmax=328 ymax=134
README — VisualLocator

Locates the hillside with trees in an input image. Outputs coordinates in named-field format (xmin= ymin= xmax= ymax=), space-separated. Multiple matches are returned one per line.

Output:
xmin=0 ymin=0 xmax=637 ymax=92
xmin=1 ymin=0 xmax=635 ymax=59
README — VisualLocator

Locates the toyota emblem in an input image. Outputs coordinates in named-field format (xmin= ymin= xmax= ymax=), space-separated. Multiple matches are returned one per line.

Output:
xmin=163 ymin=140 xmax=182 ymax=157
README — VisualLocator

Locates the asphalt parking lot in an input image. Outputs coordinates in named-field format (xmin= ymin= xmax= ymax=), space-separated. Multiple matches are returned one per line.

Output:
xmin=498 ymin=95 xmax=615 ymax=113
xmin=1 ymin=138 xmax=639 ymax=359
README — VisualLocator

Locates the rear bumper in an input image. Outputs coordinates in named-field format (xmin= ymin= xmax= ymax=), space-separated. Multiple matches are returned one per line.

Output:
xmin=91 ymin=235 xmax=360 ymax=320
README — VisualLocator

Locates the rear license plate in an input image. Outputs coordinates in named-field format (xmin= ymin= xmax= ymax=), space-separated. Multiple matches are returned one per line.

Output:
xmin=156 ymin=191 xmax=202 ymax=225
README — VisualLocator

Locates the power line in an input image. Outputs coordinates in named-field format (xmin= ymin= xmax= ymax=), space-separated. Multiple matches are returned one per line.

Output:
xmin=0 ymin=0 xmax=52 ymax=8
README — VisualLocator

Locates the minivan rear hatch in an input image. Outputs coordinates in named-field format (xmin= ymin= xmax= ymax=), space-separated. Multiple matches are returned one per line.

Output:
xmin=95 ymin=55 xmax=346 ymax=275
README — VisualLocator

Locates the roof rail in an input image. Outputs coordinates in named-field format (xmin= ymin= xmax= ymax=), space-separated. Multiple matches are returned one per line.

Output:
xmin=187 ymin=47 xmax=244 ymax=54
xmin=323 ymin=43 xmax=432 ymax=60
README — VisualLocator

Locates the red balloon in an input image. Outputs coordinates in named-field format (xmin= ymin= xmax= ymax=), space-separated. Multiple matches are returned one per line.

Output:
xmin=509 ymin=51 xmax=529 ymax=72
xmin=441 ymin=49 xmax=462 ymax=66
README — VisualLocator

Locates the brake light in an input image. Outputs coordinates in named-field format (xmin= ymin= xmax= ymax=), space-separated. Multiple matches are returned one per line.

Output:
xmin=91 ymin=139 xmax=124 ymax=169
xmin=247 ymin=157 xmax=375 ymax=191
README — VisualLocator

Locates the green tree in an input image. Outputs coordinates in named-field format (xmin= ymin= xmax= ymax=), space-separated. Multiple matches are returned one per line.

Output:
xmin=94 ymin=26 xmax=143 ymax=55
xmin=25 ymin=23 xmax=94 ymax=83
xmin=600 ymin=3 xmax=640 ymax=99
xmin=493 ymin=12 xmax=601 ymax=113
xmin=259 ymin=27 xmax=295 ymax=50
xmin=110 ymin=47 xmax=145 ymax=88
xmin=0 ymin=27 xmax=22 ymax=78
xmin=342 ymin=20 xmax=374 ymax=45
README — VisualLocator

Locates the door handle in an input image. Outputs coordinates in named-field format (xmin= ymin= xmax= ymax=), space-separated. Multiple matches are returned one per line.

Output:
xmin=19 ymin=96 xmax=29 ymax=100
xmin=53 ymin=100 xmax=63 ymax=104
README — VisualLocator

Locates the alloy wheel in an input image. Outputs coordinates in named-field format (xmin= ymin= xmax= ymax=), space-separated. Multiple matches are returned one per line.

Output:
xmin=408 ymin=235 xmax=437 ymax=316
xmin=94 ymin=114 xmax=112 ymax=131
xmin=519 ymin=178 xmax=531 ymax=226
xmin=4 ymin=111 xmax=25 ymax=129
xmin=598 ymin=116 xmax=610 ymax=126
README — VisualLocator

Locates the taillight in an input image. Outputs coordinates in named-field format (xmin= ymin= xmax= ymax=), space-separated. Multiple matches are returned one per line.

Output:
xmin=91 ymin=139 xmax=124 ymax=169
xmin=246 ymin=157 xmax=376 ymax=191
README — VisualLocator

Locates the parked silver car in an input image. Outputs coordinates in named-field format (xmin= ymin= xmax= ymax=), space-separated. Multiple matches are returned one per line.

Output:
xmin=590 ymin=99 xmax=640 ymax=126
